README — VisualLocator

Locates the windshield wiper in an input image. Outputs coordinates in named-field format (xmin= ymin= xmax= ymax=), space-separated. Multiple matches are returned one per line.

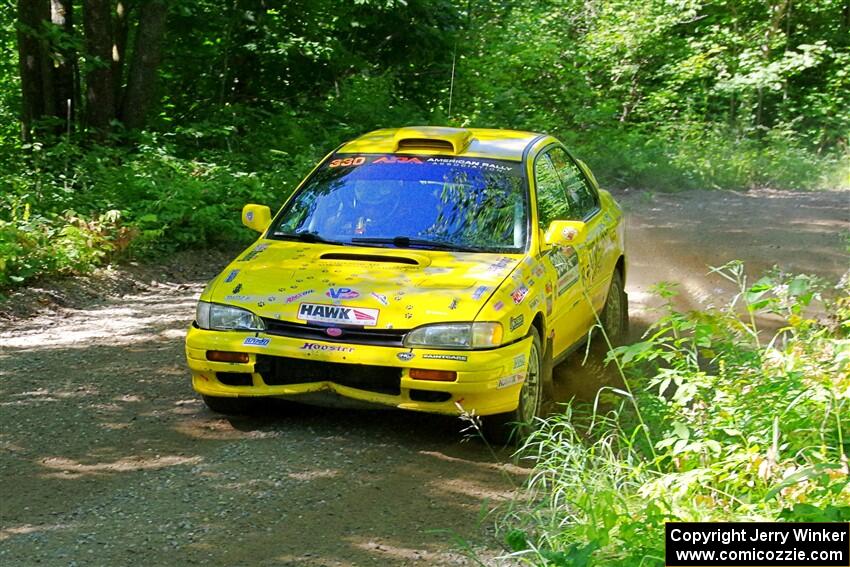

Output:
xmin=273 ymin=231 xmax=348 ymax=246
xmin=351 ymin=236 xmax=488 ymax=253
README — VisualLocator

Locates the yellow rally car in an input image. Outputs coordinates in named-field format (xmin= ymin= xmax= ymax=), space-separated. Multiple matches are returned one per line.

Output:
xmin=185 ymin=126 xmax=626 ymax=441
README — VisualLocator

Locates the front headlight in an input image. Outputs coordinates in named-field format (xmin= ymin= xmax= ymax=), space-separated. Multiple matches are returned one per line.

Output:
xmin=404 ymin=322 xmax=503 ymax=350
xmin=195 ymin=301 xmax=265 ymax=331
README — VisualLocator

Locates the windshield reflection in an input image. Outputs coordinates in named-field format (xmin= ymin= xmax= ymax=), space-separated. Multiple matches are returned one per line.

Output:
xmin=271 ymin=154 xmax=528 ymax=252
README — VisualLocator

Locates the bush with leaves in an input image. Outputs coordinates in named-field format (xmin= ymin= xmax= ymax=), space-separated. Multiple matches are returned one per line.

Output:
xmin=500 ymin=263 xmax=849 ymax=566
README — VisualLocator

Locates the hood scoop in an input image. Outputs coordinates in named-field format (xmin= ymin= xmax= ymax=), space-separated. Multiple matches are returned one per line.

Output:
xmin=320 ymin=252 xmax=420 ymax=265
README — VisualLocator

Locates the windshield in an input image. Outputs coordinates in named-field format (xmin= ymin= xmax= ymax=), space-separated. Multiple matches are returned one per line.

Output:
xmin=270 ymin=154 xmax=528 ymax=252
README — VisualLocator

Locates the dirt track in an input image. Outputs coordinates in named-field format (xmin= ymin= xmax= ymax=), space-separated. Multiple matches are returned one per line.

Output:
xmin=1 ymin=189 xmax=848 ymax=566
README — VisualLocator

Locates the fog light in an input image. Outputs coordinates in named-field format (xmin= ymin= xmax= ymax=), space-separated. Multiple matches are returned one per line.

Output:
xmin=409 ymin=369 xmax=457 ymax=382
xmin=206 ymin=351 xmax=250 ymax=363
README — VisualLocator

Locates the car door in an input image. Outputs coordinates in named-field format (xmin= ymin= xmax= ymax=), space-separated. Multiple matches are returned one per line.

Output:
xmin=547 ymin=147 xmax=614 ymax=314
xmin=533 ymin=147 xmax=594 ymax=357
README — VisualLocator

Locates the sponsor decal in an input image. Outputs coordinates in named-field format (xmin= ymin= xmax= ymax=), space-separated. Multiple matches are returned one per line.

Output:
xmin=472 ymin=285 xmax=490 ymax=300
xmin=493 ymin=300 xmax=504 ymax=312
xmin=533 ymin=265 xmax=545 ymax=278
xmin=326 ymin=287 xmax=359 ymax=300
xmin=424 ymin=157 xmax=514 ymax=172
xmin=224 ymin=294 xmax=251 ymax=302
xmin=232 ymin=283 xmax=242 ymax=294
xmin=298 ymin=303 xmax=379 ymax=326
xmin=239 ymin=243 xmax=269 ymax=262
xmin=371 ymin=292 xmax=388 ymax=306
xmin=511 ymin=286 xmax=529 ymax=304
xmin=246 ymin=211 xmax=254 ymax=222
xmin=545 ymin=282 xmax=553 ymax=295
xmin=513 ymin=354 xmax=526 ymax=369
xmin=325 ymin=327 xmax=342 ymax=337
xmin=328 ymin=156 xmax=366 ymax=168
xmin=397 ymin=352 xmax=414 ymax=362
xmin=224 ymin=269 xmax=239 ymax=283
xmin=549 ymin=246 xmax=580 ymax=296
xmin=422 ymin=354 xmax=468 ymax=362
xmin=243 ymin=337 xmax=270 ymax=347
xmin=562 ymin=227 xmax=578 ymax=241
xmin=529 ymin=295 xmax=541 ymax=310
xmin=510 ymin=315 xmax=524 ymax=332
xmin=583 ymin=234 xmax=605 ymax=282
xmin=497 ymin=373 xmax=525 ymax=389
xmin=448 ymin=298 xmax=458 ymax=310
xmin=373 ymin=156 xmax=423 ymax=164
xmin=546 ymin=295 xmax=553 ymax=316
xmin=488 ymin=257 xmax=513 ymax=272
xmin=299 ymin=342 xmax=353 ymax=352
xmin=285 ymin=290 xmax=313 ymax=303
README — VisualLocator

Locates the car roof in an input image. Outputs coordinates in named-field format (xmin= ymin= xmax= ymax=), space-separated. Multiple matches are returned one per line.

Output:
xmin=336 ymin=126 xmax=548 ymax=162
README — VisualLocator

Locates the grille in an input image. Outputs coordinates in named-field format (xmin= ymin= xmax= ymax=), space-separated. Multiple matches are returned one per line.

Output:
xmin=255 ymin=354 xmax=401 ymax=396
xmin=217 ymin=372 xmax=253 ymax=386
xmin=409 ymin=389 xmax=452 ymax=403
xmin=261 ymin=318 xmax=408 ymax=347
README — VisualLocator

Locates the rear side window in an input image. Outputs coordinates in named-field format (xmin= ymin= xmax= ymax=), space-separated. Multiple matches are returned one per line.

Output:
xmin=547 ymin=147 xmax=599 ymax=219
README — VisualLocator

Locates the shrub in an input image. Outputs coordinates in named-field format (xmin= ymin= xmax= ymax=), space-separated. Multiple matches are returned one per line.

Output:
xmin=500 ymin=263 xmax=850 ymax=565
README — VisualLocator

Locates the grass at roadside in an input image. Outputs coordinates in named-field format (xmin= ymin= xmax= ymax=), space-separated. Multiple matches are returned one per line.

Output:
xmin=496 ymin=263 xmax=850 ymax=566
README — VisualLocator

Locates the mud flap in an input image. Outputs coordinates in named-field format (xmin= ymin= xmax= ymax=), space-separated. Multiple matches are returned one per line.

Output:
xmin=541 ymin=335 xmax=555 ymax=416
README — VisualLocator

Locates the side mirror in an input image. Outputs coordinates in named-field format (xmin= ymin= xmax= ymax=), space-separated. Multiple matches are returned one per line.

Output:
xmin=242 ymin=204 xmax=272 ymax=233
xmin=544 ymin=220 xmax=587 ymax=247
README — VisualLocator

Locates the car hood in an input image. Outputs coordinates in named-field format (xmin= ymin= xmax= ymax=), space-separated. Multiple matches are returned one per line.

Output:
xmin=203 ymin=240 xmax=523 ymax=329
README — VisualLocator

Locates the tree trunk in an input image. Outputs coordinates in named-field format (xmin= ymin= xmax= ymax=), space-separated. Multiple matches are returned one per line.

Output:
xmin=83 ymin=0 xmax=116 ymax=134
xmin=113 ymin=0 xmax=130 ymax=109
xmin=17 ymin=0 xmax=52 ymax=142
xmin=120 ymin=0 xmax=167 ymax=130
xmin=51 ymin=0 xmax=75 ymax=134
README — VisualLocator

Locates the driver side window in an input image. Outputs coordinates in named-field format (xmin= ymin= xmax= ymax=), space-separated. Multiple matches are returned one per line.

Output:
xmin=534 ymin=153 xmax=569 ymax=229
xmin=548 ymin=147 xmax=599 ymax=219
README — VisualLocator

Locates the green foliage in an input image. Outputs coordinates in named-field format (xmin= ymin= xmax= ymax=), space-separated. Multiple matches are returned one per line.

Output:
xmin=451 ymin=0 xmax=850 ymax=191
xmin=501 ymin=264 xmax=849 ymax=565
xmin=1 ymin=0 xmax=848 ymax=286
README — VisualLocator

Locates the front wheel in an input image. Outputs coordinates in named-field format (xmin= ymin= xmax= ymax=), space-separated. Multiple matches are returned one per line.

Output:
xmin=601 ymin=269 xmax=628 ymax=345
xmin=481 ymin=327 xmax=549 ymax=446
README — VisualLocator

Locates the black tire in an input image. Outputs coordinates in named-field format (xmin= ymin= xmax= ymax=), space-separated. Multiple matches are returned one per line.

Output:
xmin=601 ymin=269 xmax=628 ymax=345
xmin=201 ymin=394 xmax=254 ymax=415
xmin=481 ymin=327 xmax=550 ymax=446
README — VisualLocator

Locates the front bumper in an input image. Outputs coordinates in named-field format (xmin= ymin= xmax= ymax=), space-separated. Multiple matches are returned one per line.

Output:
xmin=185 ymin=326 xmax=532 ymax=416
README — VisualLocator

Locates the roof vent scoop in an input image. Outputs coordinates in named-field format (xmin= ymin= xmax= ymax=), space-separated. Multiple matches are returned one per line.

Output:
xmin=393 ymin=126 xmax=473 ymax=155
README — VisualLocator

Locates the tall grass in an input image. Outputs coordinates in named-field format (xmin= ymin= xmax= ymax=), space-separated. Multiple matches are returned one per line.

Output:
xmin=498 ymin=263 xmax=850 ymax=566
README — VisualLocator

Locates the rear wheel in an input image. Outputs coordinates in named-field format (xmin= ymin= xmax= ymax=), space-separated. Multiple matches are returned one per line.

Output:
xmin=601 ymin=269 xmax=628 ymax=345
xmin=201 ymin=394 xmax=254 ymax=415
xmin=482 ymin=327 xmax=549 ymax=446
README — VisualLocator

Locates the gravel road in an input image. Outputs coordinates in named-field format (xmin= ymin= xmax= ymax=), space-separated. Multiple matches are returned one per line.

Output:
xmin=1 ymin=188 xmax=847 ymax=566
